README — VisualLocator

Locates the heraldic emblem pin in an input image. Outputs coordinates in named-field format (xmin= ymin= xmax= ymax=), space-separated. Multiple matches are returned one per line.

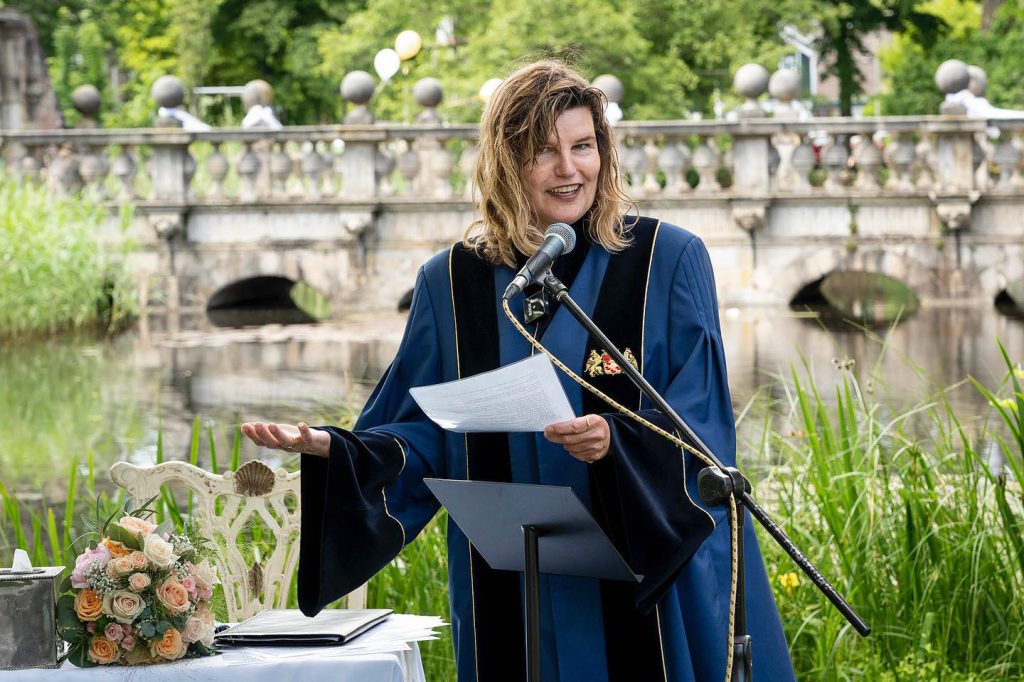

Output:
xmin=585 ymin=349 xmax=639 ymax=377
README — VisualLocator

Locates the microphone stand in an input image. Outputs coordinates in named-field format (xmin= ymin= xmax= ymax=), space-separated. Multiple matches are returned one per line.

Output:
xmin=538 ymin=272 xmax=870 ymax=681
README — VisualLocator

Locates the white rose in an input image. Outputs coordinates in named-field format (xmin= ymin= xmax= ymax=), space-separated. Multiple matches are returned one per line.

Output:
xmin=143 ymin=534 xmax=179 ymax=568
xmin=102 ymin=590 xmax=146 ymax=624
xmin=193 ymin=559 xmax=219 ymax=588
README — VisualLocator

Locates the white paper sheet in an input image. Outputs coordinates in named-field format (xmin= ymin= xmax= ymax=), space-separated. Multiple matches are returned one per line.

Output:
xmin=409 ymin=354 xmax=575 ymax=432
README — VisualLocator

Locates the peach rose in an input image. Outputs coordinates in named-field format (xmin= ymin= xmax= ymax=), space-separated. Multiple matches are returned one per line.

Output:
xmin=128 ymin=551 xmax=148 ymax=571
xmin=106 ymin=555 xmax=135 ymax=577
xmin=102 ymin=537 xmax=131 ymax=558
xmin=116 ymin=515 xmax=157 ymax=538
xmin=127 ymin=572 xmax=151 ymax=593
xmin=149 ymin=627 xmax=187 ymax=661
xmin=87 ymin=637 xmax=121 ymax=665
xmin=102 ymin=590 xmax=146 ymax=624
xmin=156 ymin=578 xmax=190 ymax=614
xmin=73 ymin=589 xmax=104 ymax=622
xmin=142 ymin=534 xmax=178 ymax=568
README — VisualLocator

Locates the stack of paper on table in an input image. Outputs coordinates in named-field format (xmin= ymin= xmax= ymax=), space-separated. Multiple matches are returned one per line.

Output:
xmin=215 ymin=608 xmax=394 ymax=646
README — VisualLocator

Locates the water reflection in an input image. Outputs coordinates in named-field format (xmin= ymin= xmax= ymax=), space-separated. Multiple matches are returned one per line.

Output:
xmin=1 ymin=306 xmax=1021 ymax=499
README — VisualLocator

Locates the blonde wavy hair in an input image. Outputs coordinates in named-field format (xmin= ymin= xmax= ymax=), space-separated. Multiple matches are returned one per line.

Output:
xmin=464 ymin=60 xmax=636 ymax=267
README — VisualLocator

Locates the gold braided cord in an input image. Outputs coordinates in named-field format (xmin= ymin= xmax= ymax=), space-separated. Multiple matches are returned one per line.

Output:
xmin=501 ymin=298 xmax=739 ymax=682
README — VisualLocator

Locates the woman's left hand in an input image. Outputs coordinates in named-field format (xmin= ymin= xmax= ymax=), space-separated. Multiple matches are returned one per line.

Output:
xmin=544 ymin=414 xmax=610 ymax=463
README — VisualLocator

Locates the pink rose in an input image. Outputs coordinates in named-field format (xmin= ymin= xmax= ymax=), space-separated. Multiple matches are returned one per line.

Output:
xmin=127 ymin=572 xmax=151 ymax=593
xmin=116 ymin=515 xmax=157 ymax=538
xmin=181 ymin=576 xmax=197 ymax=598
xmin=71 ymin=545 xmax=111 ymax=589
xmin=181 ymin=615 xmax=205 ymax=644
xmin=155 ymin=579 xmax=191 ymax=614
xmin=120 ymin=635 xmax=136 ymax=651
xmin=104 ymin=623 xmax=124 ymax=642
xmin=198 ymin=585 xmax=213 ymax=601
xmin=86 ymin=622 xmax=96 ymax=634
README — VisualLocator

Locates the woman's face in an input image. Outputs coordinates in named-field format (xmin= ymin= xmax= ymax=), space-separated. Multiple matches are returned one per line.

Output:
xmin=520 ymin=106 xmax=600 ymax=229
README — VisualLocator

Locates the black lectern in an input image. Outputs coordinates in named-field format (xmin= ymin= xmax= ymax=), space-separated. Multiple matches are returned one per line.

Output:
xmin=424 ymin=478 xmax=641 ymax=682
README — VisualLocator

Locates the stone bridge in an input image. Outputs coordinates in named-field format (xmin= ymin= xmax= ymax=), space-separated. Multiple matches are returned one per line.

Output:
xmin=2 ymin=115 xmax=1023 ymax=315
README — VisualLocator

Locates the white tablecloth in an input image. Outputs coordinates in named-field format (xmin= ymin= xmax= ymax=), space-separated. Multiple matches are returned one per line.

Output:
xmin=2 ymin=645 xmax=424 ymax=682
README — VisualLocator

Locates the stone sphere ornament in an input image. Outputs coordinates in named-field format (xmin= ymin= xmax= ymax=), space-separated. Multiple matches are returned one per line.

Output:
xmin=592 ymin=74 xmax=625 ymax=104
xmin=967 ymin=65 xmax=988 ymax=97
xmin=935 ymin=59 xmax=970 ymax=94
xmin=413 ymin=77 xmax=444 ymax=108
xmin=395 ymin=30 xmax=423 ymax=60
xmin=71 ymin=84 xmax=102 ymax=117
xmin=341 ymin=71 xmax=376 ymax=105
xmin=768 ymin=69 xmax=801 ymax=103
xmin=242 ymin=79 xmax=274 ymax=109
xmin=733 ymin=63 xmax=770 ymax=99
xmin=151 ymin=75 xmax=186 ymax=108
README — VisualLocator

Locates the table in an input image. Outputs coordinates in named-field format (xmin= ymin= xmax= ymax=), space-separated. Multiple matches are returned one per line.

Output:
xmin=2 ymin=614 xmax=437 ymax=682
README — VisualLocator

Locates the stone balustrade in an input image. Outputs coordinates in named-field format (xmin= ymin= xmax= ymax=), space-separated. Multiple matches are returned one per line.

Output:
xmin=3 ymin=116 xmax=1023 ymax=219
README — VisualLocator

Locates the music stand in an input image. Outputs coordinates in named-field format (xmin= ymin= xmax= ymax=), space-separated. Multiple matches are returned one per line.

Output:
xmin=424 ymin=478 xmax=641 ymax=682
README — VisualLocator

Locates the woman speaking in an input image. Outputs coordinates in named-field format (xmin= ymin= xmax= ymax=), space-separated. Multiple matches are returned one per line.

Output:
xmin=242 ymin=60 xmax=795 ymax=682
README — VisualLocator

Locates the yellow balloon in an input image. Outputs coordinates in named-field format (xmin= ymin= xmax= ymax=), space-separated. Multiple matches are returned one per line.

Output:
xmin=395 ymin=30 xmax=422 ymax=60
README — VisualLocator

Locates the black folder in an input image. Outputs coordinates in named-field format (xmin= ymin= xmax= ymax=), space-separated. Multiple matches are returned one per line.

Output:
xmin=214 ymin=608 xmax=393 ymax=646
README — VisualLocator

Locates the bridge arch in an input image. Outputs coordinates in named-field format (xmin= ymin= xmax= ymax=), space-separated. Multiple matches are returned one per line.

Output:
xmin=762 ymin=245 xmax=937 ymax=307
xmin=206 ymin=275 xmax=331 ymax=326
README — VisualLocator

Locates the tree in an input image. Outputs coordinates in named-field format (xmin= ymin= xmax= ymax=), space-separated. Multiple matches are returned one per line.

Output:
xmin=814 ymin=0 xmax=946 ymax=115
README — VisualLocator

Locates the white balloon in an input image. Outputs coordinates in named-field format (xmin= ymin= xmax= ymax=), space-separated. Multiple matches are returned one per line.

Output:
xmin=478 ymin=78 xmax=502 ymax=103
xmin=374 ymin=48 xmax=401 ymax=82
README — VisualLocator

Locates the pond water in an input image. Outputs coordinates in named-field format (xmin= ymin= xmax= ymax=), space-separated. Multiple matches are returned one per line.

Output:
xmin=2 ymin=305 xmax=1022 ymax=501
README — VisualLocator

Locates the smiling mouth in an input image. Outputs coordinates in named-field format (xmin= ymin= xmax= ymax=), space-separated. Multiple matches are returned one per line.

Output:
xmin=547 ymin=184 xmax=581 ymax=197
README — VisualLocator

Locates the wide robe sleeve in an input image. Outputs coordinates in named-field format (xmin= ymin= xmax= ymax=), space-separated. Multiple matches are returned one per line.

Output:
xmin=592 ymin=235 xmax=733 ymax=614
xmin=298 ymin=267 xmax=445 ymax=616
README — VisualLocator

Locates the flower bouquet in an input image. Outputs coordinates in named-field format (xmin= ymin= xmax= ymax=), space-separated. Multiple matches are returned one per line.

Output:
xmin=56 ymin=497 xmax=220 ymax=666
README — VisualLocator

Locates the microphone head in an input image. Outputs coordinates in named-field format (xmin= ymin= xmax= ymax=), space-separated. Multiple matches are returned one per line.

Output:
xmin=545 ymin=222 xmax=576 ymax=254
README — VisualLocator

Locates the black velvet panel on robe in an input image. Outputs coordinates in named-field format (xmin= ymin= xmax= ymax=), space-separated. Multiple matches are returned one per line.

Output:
xmin=297 ymin=429 xmax=405 ymax=616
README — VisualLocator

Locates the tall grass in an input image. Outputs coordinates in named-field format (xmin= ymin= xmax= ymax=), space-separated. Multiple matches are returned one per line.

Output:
xmin=756 ymin=342 xmax=1024 ymax=680
xmin=0 ymin=178 xmax=135 ymax=337
xmin=3 ymin=342 xmax=1021 ymax=680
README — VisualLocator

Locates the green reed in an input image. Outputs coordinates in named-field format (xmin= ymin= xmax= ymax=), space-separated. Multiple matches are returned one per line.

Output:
xmin=0 ymin=178 xmax=135 ymax=337
xmin=754 ymin=343 xmax=1024 ymax=680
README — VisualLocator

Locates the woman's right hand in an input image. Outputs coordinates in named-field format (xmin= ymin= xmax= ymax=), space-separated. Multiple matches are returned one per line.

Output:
xmin=240 ymin=421 xmax=332 ymax=458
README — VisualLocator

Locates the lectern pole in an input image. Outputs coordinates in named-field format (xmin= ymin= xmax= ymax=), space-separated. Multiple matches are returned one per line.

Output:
xmin=523 ymin=525 xmax=541 ymax=682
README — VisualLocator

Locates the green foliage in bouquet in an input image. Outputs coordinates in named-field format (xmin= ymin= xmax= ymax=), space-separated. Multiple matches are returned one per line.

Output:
xmin=56 ymin=495 xmax=220 ymax=667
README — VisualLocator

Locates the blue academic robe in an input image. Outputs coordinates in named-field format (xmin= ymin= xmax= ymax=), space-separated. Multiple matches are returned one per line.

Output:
xmin=298 ymin=217 xmax=796 ymax=682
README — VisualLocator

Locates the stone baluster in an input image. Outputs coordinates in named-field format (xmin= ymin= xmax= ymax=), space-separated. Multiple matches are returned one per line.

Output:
xmin=112 ymin=145 xmax=139 ymax=200
xmin=853 ymin=134 xmax=883 ymax=190
xmin=52 ymin=145 xmax=82 ymax=195
xmin=789 ymin=137 xmax=816 ymax=191
xmin=237 ymin=142 xmax=261 ymax=202
xmin=914 ymin=133 xmax=936 ymax=190
xmin=375 ymin=144 xmax=396 ymax=197
xmin=205 ymin=143 xmax=229 ymax=199
xmin=973 ymin=135 xmax=993 ymax=191
xmin=821 ymin=136 xmax=848 ymax=192
xmin=620 ymin=141 xmax=646 ymax=192
xmin=459 ymin=143 xmax=478 ymax=200
xmin=269 ymin=142 xmax=293 ymax=198
xmin=641 ymin=137 xmax=661 ymax=195
xmin=326 ymin=139 xmax=345 ymax=196
xmin=768 ymin=69 xmax=801 ymax=191
xmin=396 ymin=139 xmax=420 ymax=195
xmin=691 ymin=137 xmax=721 ymax=193
xmin=338 ymin=71 xmax=380 ymax=198
xmin=432 ymin=138 xmax=455 ymax=200
xmin=1011 ymin=131 xmax=1024 ymax=189
xmin=884 ymin=133 xmax=916 ymax=191
xmin=657 ymin=140 xmax=690 ymax=195
xmin=991 ymin=135 xmax=1021 ymax=190
xmin=183 ymin=145 xmax=198 ymax=199
xmin=302 ymin=141 xmax=327 ymax=200
xmin=77 ymin=144 xmax=108 ymax=199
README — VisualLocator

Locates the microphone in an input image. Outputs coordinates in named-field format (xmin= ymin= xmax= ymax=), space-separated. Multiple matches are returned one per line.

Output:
xmin=501 ymin=223 xmax=576 ymax=302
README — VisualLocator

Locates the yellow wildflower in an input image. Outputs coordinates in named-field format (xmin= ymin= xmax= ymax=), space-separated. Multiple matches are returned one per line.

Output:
xmin=778 ymin=572 xmax=800 ymax=595
xmin=995 ymin=398 xmax=1017 ymax=411
xmin=1014 ymin=365 xmax=1024 ymax=381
